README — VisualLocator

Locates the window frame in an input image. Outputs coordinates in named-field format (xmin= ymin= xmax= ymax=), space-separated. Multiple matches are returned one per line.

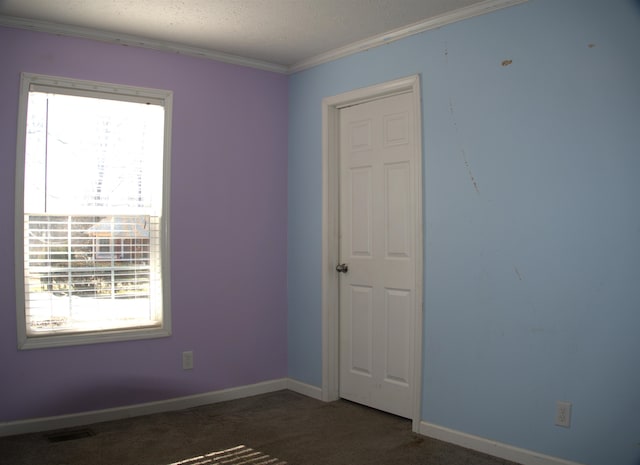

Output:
xmin=14 ymin=72 xmax=172 ymax=350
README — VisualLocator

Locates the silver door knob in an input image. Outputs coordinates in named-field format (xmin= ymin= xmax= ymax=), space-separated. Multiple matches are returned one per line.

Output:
xmin=336 ymin=263 xmax=349 ymax=273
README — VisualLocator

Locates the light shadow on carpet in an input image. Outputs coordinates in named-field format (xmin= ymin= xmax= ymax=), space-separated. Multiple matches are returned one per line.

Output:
xmin=167 ymin=445 xmax=287 ymax=465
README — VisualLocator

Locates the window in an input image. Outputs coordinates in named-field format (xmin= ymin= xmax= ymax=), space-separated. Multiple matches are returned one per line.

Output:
xmin=15 ymin=73 xmax=172 ymax=349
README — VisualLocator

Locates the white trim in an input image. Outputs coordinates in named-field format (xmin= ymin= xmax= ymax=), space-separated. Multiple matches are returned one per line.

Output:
xmin=0 ymin=379 xmax=288 ymax=437
xmin=288 ymin=0 xmax=528 ymax=73
xmin=0 ymin=15 xmax=288 ymax=74
xmin=1 ymin=1 xmax=526 ymax=74
xmin=321 ymin=98 xmax=340 ymax=404
xmin=420 ymin=422 xmax=585 ymax=465
xmin=1 ymin=378 xmax=584 ymax=465
xmin=321 ymin=75 xmax=423 ymax=432
xmin=286 ymin=379 xmax=323 ymax=400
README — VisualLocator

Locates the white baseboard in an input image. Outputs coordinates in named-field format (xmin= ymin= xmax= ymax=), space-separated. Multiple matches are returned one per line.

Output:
xmin=0 ymin=378 xmax=288 ymax=437
xmin=420 ymin=421 xmax=584 ymax=465
xmin=2 ymin=382 xmax=582 ymax=465
xmin=285 ymin=378 xmax=323 ymax=400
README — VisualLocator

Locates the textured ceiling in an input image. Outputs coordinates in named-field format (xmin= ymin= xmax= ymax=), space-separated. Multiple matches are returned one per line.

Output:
xmin=0 ymin=0 xmax=490 ymax=68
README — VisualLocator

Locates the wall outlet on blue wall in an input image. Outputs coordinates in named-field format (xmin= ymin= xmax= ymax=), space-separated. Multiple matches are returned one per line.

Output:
xmin=555 ymin=401 xmax=572 ymax=428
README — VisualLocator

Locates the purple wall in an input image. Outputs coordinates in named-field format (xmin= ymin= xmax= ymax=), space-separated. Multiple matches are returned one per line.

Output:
xmin=0 ymin=26 xmax=288 ymax=422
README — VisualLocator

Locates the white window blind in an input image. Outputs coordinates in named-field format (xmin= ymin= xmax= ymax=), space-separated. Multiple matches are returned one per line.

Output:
xmin=16 ymin=73 xmax=172 ymax=349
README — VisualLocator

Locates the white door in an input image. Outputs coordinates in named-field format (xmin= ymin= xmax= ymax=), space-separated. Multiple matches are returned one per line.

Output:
xmin=338 ymin=91 xmax=416 ymax=419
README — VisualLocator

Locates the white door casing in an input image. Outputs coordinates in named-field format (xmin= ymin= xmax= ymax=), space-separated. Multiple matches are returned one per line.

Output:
xmin=321 ymin=75 xmax=423 ymax=430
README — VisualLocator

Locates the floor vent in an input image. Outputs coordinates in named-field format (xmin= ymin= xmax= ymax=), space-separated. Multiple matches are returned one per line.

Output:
xmin=45 ymin=428 xmax=96 ymax=443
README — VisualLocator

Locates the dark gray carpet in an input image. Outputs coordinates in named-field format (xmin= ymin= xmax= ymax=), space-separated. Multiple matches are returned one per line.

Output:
xmin=0 ymin=390 xmax=521 ymax=465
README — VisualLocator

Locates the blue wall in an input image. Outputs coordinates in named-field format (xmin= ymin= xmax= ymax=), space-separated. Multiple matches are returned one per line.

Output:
xmin=287 ymin=1 xmax=640 ymax=464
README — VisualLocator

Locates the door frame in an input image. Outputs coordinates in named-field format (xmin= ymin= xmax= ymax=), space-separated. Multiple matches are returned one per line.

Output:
xmin=321 ymin=75 xmax=423 ymax=431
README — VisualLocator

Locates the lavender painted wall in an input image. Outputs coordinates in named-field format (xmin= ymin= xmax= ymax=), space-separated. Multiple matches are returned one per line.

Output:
xmin=0 ymin=26 xmax=288 ymax=422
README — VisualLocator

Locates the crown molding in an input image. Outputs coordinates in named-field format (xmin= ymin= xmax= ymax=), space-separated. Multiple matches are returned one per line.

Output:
xmin=288 ymin=0 xmax=528 ymax=74
xmin=0 ymin=15 xmax=289 ymax=74
xmin=0 ymin=0 xmax=527 ymax=75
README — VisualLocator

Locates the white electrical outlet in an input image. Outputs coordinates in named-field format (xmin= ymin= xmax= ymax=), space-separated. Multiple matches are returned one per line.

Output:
xmin=182 ymin=351 xmax=194 ymax=370
xmin=555 ymin=401 xmax=571 ymax=427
